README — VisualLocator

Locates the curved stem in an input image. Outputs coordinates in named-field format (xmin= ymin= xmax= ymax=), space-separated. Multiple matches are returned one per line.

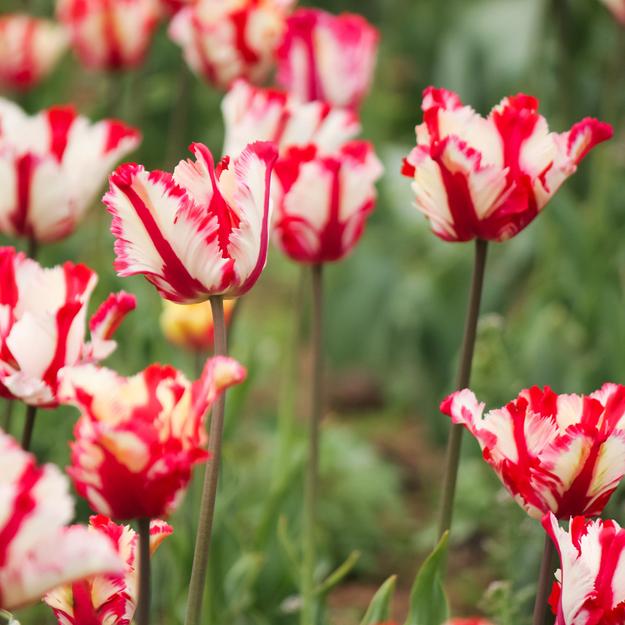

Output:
xmin=21 ymin=405 xmax=37 ymax=452
xmin=532 ymin=534 xmax=556 ymax=625
xmin=185 ymin=296 xmax=227 ymax=625
xmin=135 ymin=518 xmax=151 ymax=625
xmin=301 ymin=263 xmax=324 ymax=625
xmin=437 ymin=239 xmax=488 ymax=539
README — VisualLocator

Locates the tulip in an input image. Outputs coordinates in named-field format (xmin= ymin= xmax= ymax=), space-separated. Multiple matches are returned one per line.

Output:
xmin=222 ymin=79 xmax=360 ymax=158
xmin=0 ymin=429 xmax=122 ymax=611
xmin=444 ymin=620 xmax=495 ymax=625
xmin=0 ymin=247 xmax=135 ymax=408
xmin=56 ymin=0 xmax=161 ymax=70
xmin=402 ymin=87 xmax=613 ymax=243
xmin=104 ymin=141 xmax=277 ymax=303
xmin=160 ymin=298 xmax=237 ymax=352
xmin=544 ymin=513 xmax=625 ymax=625
xmin=601 ymin=0 xmax=625 ymax=24
xmin=0 ymin=15 xmax=68 ymax=91
xmin=169 ymin=0 xmax=295 ymax=89
xmin=60 ymin=356 xmax=245 ymax=519
xmin=0 ymin=99 xmax=140 ymax=244
xmin=44 ymin=515 xmax=172 ymax=625
xmin=273 ymin=142 xmax=383 ymax=264
xmin=276 ymin=8 xmax=379 ymax=110
xmin=442 ymin=384 xmax=625 ymax=519
xmin=161 ymin=0 xmax=194 ymax=15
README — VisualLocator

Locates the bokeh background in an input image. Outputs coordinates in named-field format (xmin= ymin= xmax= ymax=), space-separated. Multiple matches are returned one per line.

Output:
xmin=5 ymin=0 xmax=625 ymax=624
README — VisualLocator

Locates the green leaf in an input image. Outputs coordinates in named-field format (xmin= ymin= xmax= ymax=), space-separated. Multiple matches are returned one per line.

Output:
xmin=360 ymin=575 xmax=397 ymax=625
xmin=404 ymin=532 xmax=449 ymax=625
xmin=316 ymin=550 xmax=361 ymax=596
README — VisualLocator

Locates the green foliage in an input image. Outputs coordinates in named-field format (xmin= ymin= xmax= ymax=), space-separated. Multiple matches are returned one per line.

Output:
xmin=405 ymin=534 xmax=449 ymax=625
xmin=360 ymin=576 xmax=397 ymax=625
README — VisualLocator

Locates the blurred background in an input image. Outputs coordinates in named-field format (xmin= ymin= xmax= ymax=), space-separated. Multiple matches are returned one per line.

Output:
xmin=5 ymin=0 xmax=625 ymax=624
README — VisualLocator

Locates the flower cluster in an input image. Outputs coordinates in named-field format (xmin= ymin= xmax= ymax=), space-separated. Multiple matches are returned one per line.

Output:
xmin=0 ymin=99 xmax=140 ymax=243
xmin=0 ymin=430 xmax=122 ymax=611
xmin=0 ymin=247 xmax=135 ymax=407
xmin=61 ymin=356 xmax=245 ymax=519
xmin=44 ymin=515 xmax=172 ymax=625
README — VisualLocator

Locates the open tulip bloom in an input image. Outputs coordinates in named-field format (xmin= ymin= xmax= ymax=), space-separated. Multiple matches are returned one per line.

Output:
xmin=56 ymin=0 xmax=161 ymax=70
xmin=0 ymin=100 xmax=140 ymax=243
xmin=273 ymin=142 xmax=383 ymax=264
xmin=0 ymin=14 xmax=68 ymax=91
xmin=60 ymin=356 xmax=246 ymax=519
xmin=0 ymin=429 xmax=122 ymax=611
xmin=222 ymin=79 xmax=361 ymax=158
xmin=402 ymin=87 xmax=612 ymax=242
xmin=544 ymin=514 xmax=625 ymax=625
xmin=442 ymin=384 xmax=625 ymax=519
xmin=0 ymin=247 xmax=135 ymax=407
xmin=104 ymin=141 xmax=277 ymax=302
xmin=277 ymin=8 xmax=379 ymax=111
xmin=44 ymin=515 xmax=172 ymax=625
xmin=169 ymin=0 xmax=295 ymax=89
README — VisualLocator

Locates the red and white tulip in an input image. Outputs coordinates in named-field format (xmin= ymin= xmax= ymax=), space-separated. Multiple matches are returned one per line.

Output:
xmin=601 ymin=0 xmax=625 ymax=24
xmin=544 ymin=513 xmax=625 ymax=625
xmin=0 ymin=100 xmax=140 ymax=243
xmin=273 ymin=142 xmax=383 ymax=263
xmin=0 ymin=15 xmax=68 ymax=91
xmin=402 ymin=88 xmax=612 ymax=242
xmin=442 ymin=384 xmax=625 ymax=519
xmin=160 ymin=298 xmax=236 ymax=352
xmin=56 ymin=0 xmax=161 ymax=70
xmin=0 ymin=247 xmax=135 ymax=407
xmin=105 ymin=141 xmax=277 ymax=302
xmin=169 ymin=0 xmax=295 ymax=89
xmin=60 ymin=357 xmax=246 ymax=519
xmin=0 ymin=430 xmax=122 ymax=611
xmin=44 ymin=515 xmax=172 ymax=625
xmin=222 ymin=79 xmax=360 ymax=158
xmin=277 ymin=8 xmax=379 ymax=110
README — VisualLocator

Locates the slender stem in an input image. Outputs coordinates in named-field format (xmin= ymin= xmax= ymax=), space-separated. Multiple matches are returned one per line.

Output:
xmin=27 ymin=237 xmax=37 ymax=260
xmin=135 ymin=518 xmax=151 ymax=625
xmin=185 ymin=296 xmax=227 ymax=625
xmin=2 ymin=400 xmax=14 ymax=433
xmin=532 ymin=534 xmax=556 ymax=625
xmin=301 ymin=264 xmax=324 ymax=625
xmin=437 ymin=239 xmax=488 ymax=539
xmin=21 ymin=405 xmax=37 ymax=452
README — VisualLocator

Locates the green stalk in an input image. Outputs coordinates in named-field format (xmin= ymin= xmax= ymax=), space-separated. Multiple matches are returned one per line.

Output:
xmin=437 ymin=239 xmax=488 ymax=539
xmin=21 ymin=405 xmax=37 ymax=452
xmin=185 ymin=296 xmax=227 ymax=625
xmin=532 ymin=534 xmax=556 ymax=625
xmin=135 ymin=518 xmax=151 ymax=625
xmin=301 ymin=263 xmax=324 ymax=625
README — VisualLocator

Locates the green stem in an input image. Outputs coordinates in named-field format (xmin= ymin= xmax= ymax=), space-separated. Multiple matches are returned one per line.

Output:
xmin=21 ymin=405 xmax=37 ymax=452
xmin=185 ymin=296 xmax=227 ymax=625
xmin=2 ymin=401 xmax=14 ymax=434
xmin=301 ymin=263 xmax=324 ymax=625
xmin=437 ymin=239 xmax=488 ymax=539
xmin=27 ymin=237 xmax=37 ymax=259
xmin=532 ymin=534 xmax=556 ymax=625
xmin=135 ymin=518 xmax=151 ymax=625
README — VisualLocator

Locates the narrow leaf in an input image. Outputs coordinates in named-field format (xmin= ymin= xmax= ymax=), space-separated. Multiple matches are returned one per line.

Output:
xmin=360 ymin=575 xmax=397 ymax=625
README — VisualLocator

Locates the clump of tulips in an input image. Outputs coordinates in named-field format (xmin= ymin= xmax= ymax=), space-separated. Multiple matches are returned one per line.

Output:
xmin=1 ymin=1 xmax=624 ymax=625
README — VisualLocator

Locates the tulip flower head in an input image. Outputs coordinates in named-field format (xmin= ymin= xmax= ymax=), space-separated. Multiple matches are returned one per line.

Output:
xmin=601 ymin=0 xmax=625 ymax=24
xmin=402 ymin=88 xmax=612 ymax=242
xmin=105 ymin=141 xmax=277 ymax=303
xmin=61 ymin=356 xmax=246 ymax=519
xmin=442 ymin=384 xmax=625 ymax=519
xmin=56 ymin=0 xmax=161 ymax=70
xmin=169 ymin=0 xmax=295 ymax=89
xmin=222 ymin=79 xmax=360 ymax=158
xmin=544 ymin=513 xmax=625 ymax=625
xmin=44 ymin=515 xmax=172 ymax=625
xmin=0 ymin=15 xmax=68 ymax=91
xmin=0 ymin=247 xmax=135 ymax=407
xmin=0 ymin=430 xmax=122 ymax=611
xmin=277 ymin=8 xmax=379 ymax=110
xmin=273 ymin=141 xmax=383 ymax=264
xmin=0 ymin=100 xmax=140 ymax=243
xmin=161 ymin=298 xmax=237 ymax=352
